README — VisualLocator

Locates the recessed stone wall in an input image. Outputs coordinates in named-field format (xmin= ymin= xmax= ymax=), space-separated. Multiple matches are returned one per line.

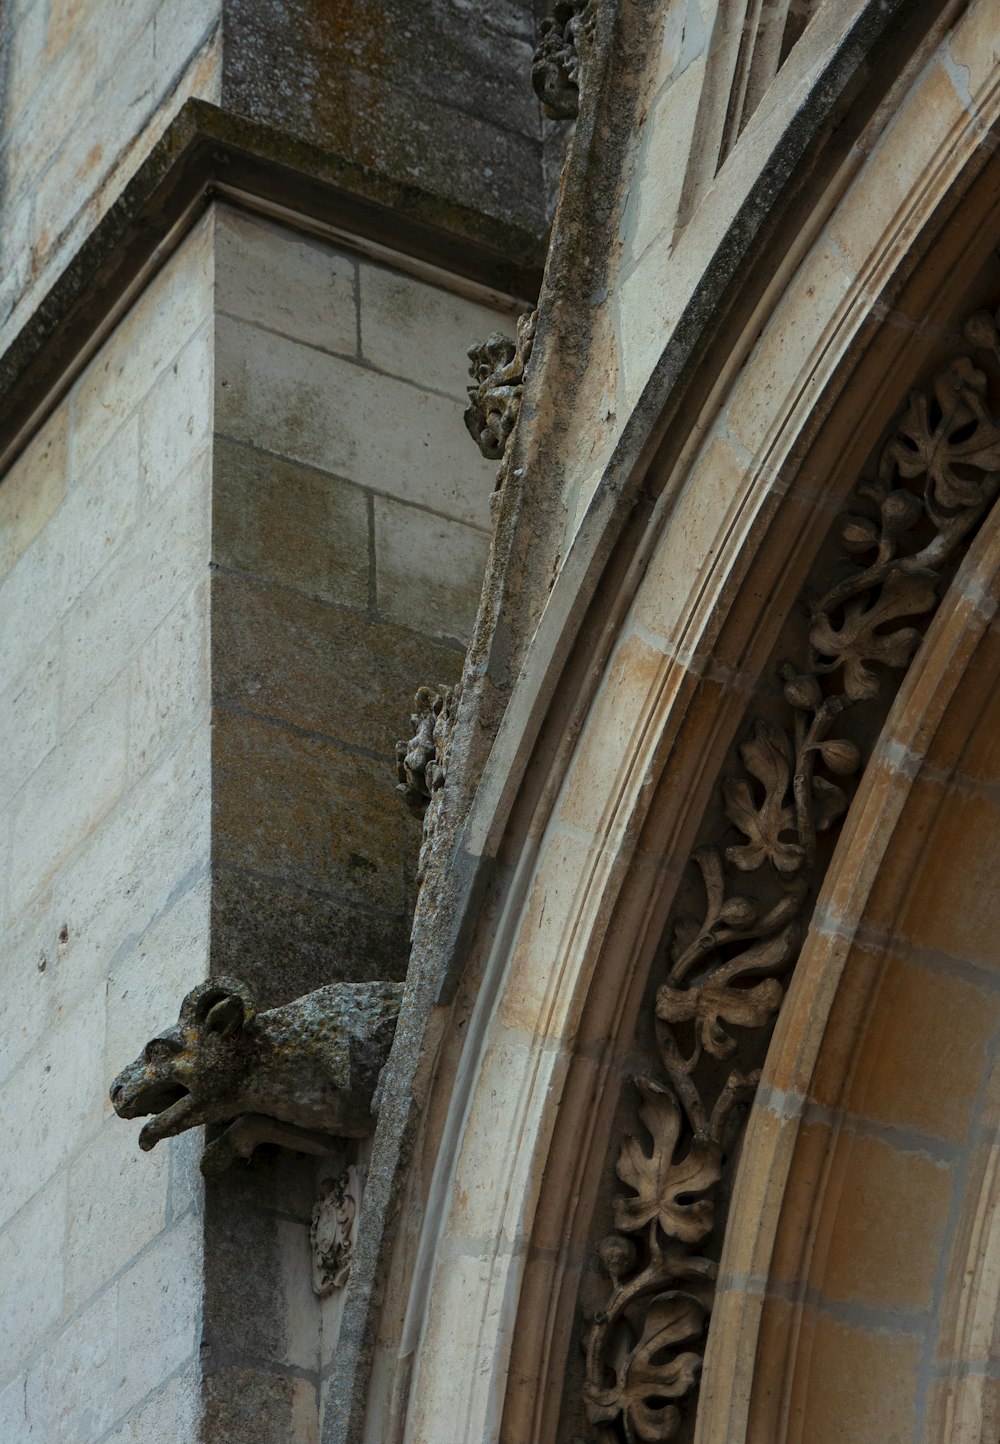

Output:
xmin=0 ymin=213 xmax=215 ymax=1444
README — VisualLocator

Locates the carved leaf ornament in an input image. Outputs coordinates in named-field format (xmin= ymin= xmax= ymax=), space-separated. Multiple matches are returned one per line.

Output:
xmin=582 ymin=307 xmax=1000 ymax=1439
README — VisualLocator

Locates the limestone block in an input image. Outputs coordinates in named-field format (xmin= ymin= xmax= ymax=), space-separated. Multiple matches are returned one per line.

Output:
xmin=0 ymin=405 xmax=67 ymax=581
xmin=212 ymin=569 xmax=464 ymax=758
xmin=790 ymin=1315 xmax=919 ymax=1443
xmin=202 ymin=1207 xmax=320 ymax=1373
xmin=373 ymin=496 xmax=489 ymax=645
xmin=0 ymin=1374 xmax=29 ymax=1443
xmin=146 ymin=0 xmax=220 ymax=96
xmin=0 ymin=1181 xmax=65 ymax=1382
xmin=128 ymin=579 xmax=211 ymax=785
xmin=139 ymin=322 xmax=214 ymax=504
xmin=212 ymin=439 xmax=370 ymax=610
xmin=59 ymin=458 xmax=210 ymax=733
xmin=626 ymin=54 xmax=705 ymax=269
xmin=0 ymin=414 xmax=142 ymax=690
xmin=828 ymin=61 xmax=968 ymax=278
xmin=70 ymin=214 xmax=214 ymax=467
xmin=216 ymin=208 xmax=358 ymax=357
xmin=722 ymin=241 xmax=853 ymax=460
xmin=0 ymin=891 xmax=55 ymax=1087
xmin=115 ymin=1211 xmax=202 ymax=1419
xmin=209 ymin=865 xmax=412 ymax=1005
xmin=65 ymin=1118 xmax=170 ymax=1312
xmin=359 ymin=261 xmax=518 ymax=398
xmin=23 ymin=1290 xmax=117 ymax=1442
xmin=213 ymin=709 xmax=410 ymax=912
xmin=0 ymin=996 xmax=105 ymax=1230
xmin=814 ymin=1131 xmax=953 ymax=1310
xmin=202 ymin=1367 xmax=319 ymax=1444
xmin=0 ymin=628 xmax=59 ymax=809
xmin=216 ymin=315 xmax=493 ymax=528
xmin=49 ymin=730 xmax=210 ymax=1037
xmin=1 ymin=1 xmax=47 ymax=118
xmin=104 ymin=1367 xmax=201 ymax=1444
xmin=8 ymin=671 xmax=129 ymax=917
xmin=948 ymin=0 xmax=1000 ymax=111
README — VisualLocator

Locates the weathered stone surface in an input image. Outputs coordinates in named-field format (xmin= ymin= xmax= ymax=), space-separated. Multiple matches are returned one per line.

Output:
xmin=212 ymin=440 xmax=370 ymax=611
xmin=203 ymin=1366 xmax=319 ymax=1444
xmin=222 ymin=0 xmax=544 ymax=237
xmin=115 ymin=1213 xmax=203 ymax=1419
xmin=373 ymin=495 xmax=489 ymax=644
xmin=212 ymin=568 xmax=464 ymax=758
xmin=216 ymin=313 xmax=494 ymax=528
xmin=214 ymin=709 xmax=411 ymax=912
xmin=216 ymin=205 xmax=358 ymax=356
xmin=358 ymin=259 xmax=519 ymax=397
xmin=210 ymin=866 xmax=413 ymax=1006
xmin=203 ymin=1180 xmax=319 ymax=1370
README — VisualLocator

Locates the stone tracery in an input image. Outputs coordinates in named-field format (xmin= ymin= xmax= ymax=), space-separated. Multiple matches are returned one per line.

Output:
xmin=582 ymin=307 xmax=1000 ymax=1441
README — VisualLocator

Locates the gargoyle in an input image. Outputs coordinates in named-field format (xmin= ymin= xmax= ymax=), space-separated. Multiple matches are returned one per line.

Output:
xmin=110 ymin=976 xmax=404 ymax=1174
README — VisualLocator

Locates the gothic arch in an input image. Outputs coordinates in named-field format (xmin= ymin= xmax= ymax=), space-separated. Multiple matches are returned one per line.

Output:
xmin=355 ymin=5 xmax=1000 ymax=1441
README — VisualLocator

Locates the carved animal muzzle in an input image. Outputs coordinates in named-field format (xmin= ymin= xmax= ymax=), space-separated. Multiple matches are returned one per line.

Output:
xmin=109 ymin=977 xmax=254 ymax=1151
xmin=109 ymin=1026 xmax=198 ymax=1151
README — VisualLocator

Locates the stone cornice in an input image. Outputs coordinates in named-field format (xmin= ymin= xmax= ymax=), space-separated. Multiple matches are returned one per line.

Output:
xmin=0 ymin=98 xmax=546 ymax=478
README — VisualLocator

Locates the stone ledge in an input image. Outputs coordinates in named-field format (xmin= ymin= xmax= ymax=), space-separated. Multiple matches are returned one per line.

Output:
xmin=0 ymin=98 xmax=547 ymax=478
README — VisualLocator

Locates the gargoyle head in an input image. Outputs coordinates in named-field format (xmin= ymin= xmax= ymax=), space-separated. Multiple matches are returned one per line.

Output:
xmin=109 ymin=977 xmax=257 ymax=1151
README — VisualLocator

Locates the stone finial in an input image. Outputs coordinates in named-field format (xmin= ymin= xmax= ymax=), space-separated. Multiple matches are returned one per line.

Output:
xmin=311 ymin=1164 xmax=364 ymax=1296
xmin=110 ymin=976 xmax=404 ymax=1174
xmin=395 ymin=684 xmax=459 ymax=817
xmin=464 ymin=310 xmax=537 ymax=468
xmin=532 ymin=0 xmax=597 ymax=120
xmin=396 ymin=684 xmax=462 ymax=885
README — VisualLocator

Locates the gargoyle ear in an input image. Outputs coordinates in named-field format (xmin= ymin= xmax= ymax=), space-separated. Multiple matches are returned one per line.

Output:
xmin=180 ymin=977 xmax=256 ymax=1034
xmin=204 ymin=994 xmax=247 ymax=1038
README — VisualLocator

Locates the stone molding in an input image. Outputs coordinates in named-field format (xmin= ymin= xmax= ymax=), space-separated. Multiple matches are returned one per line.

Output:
xmin=0 ymin=98 xmax=544 ymax=480
xmin=581 ymin=307 xmax=1000 ymax=1442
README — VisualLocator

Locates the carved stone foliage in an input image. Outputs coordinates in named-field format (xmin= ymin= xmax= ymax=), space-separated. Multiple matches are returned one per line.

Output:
xmin=110 ymin=976 xmax=404 ymax=1174
xmin=311 ymin=1164 xmax=364 ymax=1296
xmin=464 ymin=310 xmax=537 ymax=483
xmin=396 ymin=683 xmax=462 ymax=883
xmin=532 ymin=0 xmax=597 ymax=119
xmin=582 ymin=308 xmax=1000 ymax=1440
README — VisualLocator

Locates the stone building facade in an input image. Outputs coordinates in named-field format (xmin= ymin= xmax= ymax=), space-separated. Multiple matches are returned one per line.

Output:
xmin=3 ymin=2 xmax=1000 ymax=1442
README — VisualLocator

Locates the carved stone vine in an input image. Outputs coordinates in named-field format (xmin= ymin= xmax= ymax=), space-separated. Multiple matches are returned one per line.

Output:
xmin=396 ymin=683 xmax=461 ymax=883
xmin=582 ymin=309 xmax=1000 ymax=1441
xmin=532 ymin=0 xmax=598 ymax=119
xmin=464 ymin=310 xmax=537 ymax=489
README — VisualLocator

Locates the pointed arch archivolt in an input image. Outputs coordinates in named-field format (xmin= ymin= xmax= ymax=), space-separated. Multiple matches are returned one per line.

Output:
xmin=371 ymin=5 xmax=1000 ymax=1442
xmin=700 ymin=512 xmax=1000 ymax=1444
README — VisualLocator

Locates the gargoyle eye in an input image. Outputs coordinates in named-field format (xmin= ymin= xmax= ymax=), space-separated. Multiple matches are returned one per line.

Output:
xmin=144 ymin=1037 xmax=180 ymax=1064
